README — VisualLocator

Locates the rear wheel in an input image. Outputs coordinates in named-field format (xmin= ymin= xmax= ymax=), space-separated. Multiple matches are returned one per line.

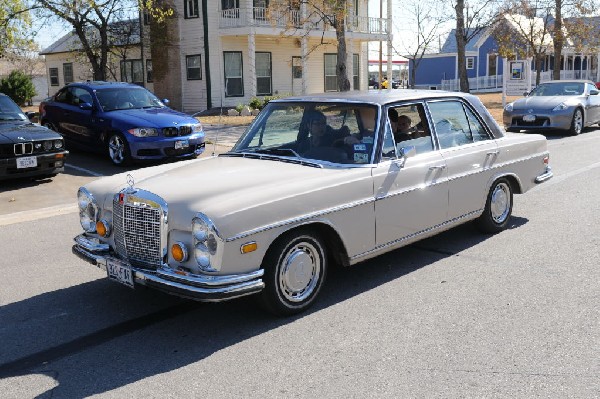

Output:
xmin=259 ymin=229 xmax=327 ymax=316
xmin=107 ymin=133 xmax=131 ymax=166
xmin=568 ymin=109 xmax=583 ymax=136
xmin=476 ymin=178 xmax=513 ymax=234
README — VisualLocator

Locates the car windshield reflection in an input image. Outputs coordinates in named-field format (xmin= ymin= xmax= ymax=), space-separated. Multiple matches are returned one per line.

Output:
xmin=95 ymin=88 xmax=165 ymax=111
xmin=530 ymin=82 xmax=585 ymax=96
xmin=231 ymin=102 xmax=379 ymax=165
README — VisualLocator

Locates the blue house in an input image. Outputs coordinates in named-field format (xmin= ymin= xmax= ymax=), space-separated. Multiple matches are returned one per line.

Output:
xmin=409 ymin=29 xmax=505 ymax=91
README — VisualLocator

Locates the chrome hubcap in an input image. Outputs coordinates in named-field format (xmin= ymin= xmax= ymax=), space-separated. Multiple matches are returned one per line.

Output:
xmin=279 ymin=242 xmax=321 ymax=303
xmin=490 ymin=182 xmax=510 ymax=223
xmin=108 ymin=136 xmax=125 ymax=163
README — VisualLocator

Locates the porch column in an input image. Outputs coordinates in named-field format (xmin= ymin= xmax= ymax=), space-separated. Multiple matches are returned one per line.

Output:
xmin=386 ymin=0 xmax=392 ymax=91
xmin=246 ymin=0 xmax=256 ymax=97
xmin=301 ymin=1 xmax=308 ymax=95
xmin=348 ymin=40 xmax=354 ymax=90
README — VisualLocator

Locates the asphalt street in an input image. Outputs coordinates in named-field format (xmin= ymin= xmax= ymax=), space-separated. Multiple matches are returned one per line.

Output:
xmin=0 ymin=126 xmax=599 ymax=398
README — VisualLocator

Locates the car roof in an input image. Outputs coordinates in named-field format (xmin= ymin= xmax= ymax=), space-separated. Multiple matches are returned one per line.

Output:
xmin=273 ymin=89 xmax=477 ymax=106
xmin=64 ymin=81 xmax=143 ymax=90
xmin=539 ymin=79 xmax=595 ymax=84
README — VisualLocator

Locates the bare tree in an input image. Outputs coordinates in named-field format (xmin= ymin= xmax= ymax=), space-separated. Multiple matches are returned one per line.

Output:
xmin=493 ymin=0 xmax=554 ymax=85
xmin=453 ymin=0 xmax=501 ymax=92
xmin=397 ymin=0 xmax=449 ymax=88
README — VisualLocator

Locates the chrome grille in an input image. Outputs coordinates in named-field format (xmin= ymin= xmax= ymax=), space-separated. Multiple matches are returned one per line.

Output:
xmin=113 ymin=196 xmax=163 ymax=269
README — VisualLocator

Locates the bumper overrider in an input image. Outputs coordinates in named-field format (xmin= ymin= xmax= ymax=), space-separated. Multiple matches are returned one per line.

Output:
xmin=535 ymin=166 xmax=553 ymax=183
xmin=72 ymin=234 xmax=265 ymax=302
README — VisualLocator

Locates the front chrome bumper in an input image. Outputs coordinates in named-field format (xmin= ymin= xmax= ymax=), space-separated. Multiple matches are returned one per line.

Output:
xmin=72 ymin=234 xmax=264 ymax=302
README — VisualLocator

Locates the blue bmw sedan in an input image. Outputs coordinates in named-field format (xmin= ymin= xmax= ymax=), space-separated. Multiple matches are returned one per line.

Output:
xmin=40 ymin=82 xmax=205 ymax=165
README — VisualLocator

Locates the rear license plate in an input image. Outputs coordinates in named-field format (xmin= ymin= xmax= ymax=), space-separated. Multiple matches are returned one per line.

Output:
xmin=16 ymin=156 xmax=37 ymax=169
xmin=175 ymin=140 xmax=189 ymax=149
xmin=523 ymin=114 xmax=536 ymax=122
xmin=107 ymin=258 xmax=134 ymax=288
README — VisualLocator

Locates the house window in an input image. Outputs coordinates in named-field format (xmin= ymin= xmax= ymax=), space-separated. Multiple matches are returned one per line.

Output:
xmin=120 ymin=59 xmax=144 ymax=84
xmin=466 ymin=57 xmax=474 ymax=70
xmin=63 ymin=63 xmax=73 ymax=84
xmin=353 ymin=54 xmax=359 ymax=90
xmin=186 ymin=55 xmax=202 ymax=80
xmin=488 ymin=54 xmax=497 ymax=76
xmin=185 ymin=0 xmax=199 ymax=18
xmin=224 ymin=51 xmax=243 ymax=97
xmin=324 ymin=53 xmax=337 ymax=92
xmin=256 ymin=52 xmax=272 ymax=95
xmin=146 ymin=59 xmax=153 ymax=83
xmin=221 ymin=0 xmax=239 ymax=9
xmin=292 ymin=56 xmax=302 ymax=79
xmin=49 ymin=68 xmax=59 ymax=86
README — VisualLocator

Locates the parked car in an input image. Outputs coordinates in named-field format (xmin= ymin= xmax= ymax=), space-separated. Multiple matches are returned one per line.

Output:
xmin=596 ymin=82 xmax=600 ymax=90
xmin=503 ymin=79 xmax=600 ymax=135
xmin=1 ymin=93 xmax=68 ymax=180
xmin=72 ymin=90 xmax=553 ymax=316
xmin=39 ymin=82 xmax=205 ymax=166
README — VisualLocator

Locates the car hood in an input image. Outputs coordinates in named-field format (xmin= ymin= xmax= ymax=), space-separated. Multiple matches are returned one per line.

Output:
xmin=511 ymin=96 xmax=578 ymax=110
xmin=106 ymin=107 xmax=198 ymax=128
xmin=86 ymin=156 xmax=372 ymax=239
xmin=0 ymin=121 xmax=60 ymax=143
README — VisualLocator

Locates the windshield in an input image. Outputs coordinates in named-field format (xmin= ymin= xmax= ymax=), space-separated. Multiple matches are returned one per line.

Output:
xmin=95 ymin=87 xmax=165 ymax=111
xmin=0 ymin=96 xmax=27 ymax=121
xmin=230 ymin=102 xmax=379 ymax=165
xmin=529 ymin=82 xmax=585 ymax=96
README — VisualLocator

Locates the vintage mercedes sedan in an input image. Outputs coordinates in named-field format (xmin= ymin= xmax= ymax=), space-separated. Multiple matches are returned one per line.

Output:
xmin=73 ymin=91 xmax=553 ymax=315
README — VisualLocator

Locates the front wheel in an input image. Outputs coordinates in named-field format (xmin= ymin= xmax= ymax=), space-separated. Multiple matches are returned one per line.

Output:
xmin=107 ymin=133 xmax=131 ymax=166
xmin=259 ymin=229 xmax=327 ymax=316
xmin=568 ymin=109 xmax=583 ymax=136
xmin=476 ymin=178 xmax=513 ymax=234
xmin=42 ymin=121 xmax=58 ymax=132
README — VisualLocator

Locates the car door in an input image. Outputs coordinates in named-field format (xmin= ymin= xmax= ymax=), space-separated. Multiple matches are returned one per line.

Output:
xmin=585 ymin=82 xmax=600 ymax=124
xmin=373 ymin=104 xmax=448 ymax=248
xmin=57 ymin=87 xmax=98 ymax=147
xmin=426 ymin=99 xmax=499 ymax=221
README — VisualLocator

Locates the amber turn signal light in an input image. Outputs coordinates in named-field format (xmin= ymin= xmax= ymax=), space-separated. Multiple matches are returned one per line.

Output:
xmin=171 ymin=242 xmax=188 ymax=262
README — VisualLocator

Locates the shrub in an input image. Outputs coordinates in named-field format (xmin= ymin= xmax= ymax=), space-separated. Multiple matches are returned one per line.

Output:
xmin=234 ymin=103 xmax=244 ymax=113
xmin=0 ymin=70 xmax=37 ymax=106
xmin=248 ymin=96 xmax=262 ymax=110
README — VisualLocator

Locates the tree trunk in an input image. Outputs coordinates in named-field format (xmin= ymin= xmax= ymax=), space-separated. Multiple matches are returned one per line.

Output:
xmin=455 ymin=0 xmax=469 ymax=93
xmin=335 ymin=11 xmax=351 ymax=92
xmin=552 ymin=0 xmax=563 ymax=80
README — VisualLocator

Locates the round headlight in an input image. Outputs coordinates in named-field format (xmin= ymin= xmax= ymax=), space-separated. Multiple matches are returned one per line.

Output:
xmin=504 ymin=103 xmax=513 ymax=112
xmin=54 ymin=139 xmax=63 ymax=149
xmin=43 ymin=140 xmax=53 ymax=150
xmin=192 ymin=219 xmax=209 ymax=241
xmin=78 ymin=188 xmax=98 ymax=233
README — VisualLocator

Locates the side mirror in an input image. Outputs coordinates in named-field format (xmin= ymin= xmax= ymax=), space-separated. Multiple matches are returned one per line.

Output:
xmin=393 ymin=145 xmax=416 ymax=168
xmin=523 ymin=91 xmax=530 ymax=97
xmin=24 ymin=111 xmax=39 ymax=122
xmin=162 ymin=98 xmax=170 ymax=106
xmin=79 ymin=102 xmax=93 ymax=110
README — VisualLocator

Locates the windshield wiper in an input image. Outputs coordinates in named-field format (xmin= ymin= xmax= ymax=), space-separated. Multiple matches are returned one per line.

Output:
xmin=252 ymin=148 xmax=300 ymax=157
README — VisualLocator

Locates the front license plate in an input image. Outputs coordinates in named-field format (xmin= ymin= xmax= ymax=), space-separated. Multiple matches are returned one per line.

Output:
xmin=175 ymin=140 xmax=189 ymax=150
xmin=107 ymin=258 xmax=134 ymax=288
xmin=16 ymin=156 xmax=37 ymax=169
xmin=523 ymin=114 xmax=536 ymax=122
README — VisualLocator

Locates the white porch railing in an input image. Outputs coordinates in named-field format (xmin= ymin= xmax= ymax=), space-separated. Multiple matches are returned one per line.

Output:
xmin=219 ymin=8 xmax=388 ymax=35
xmin=439 ymin=69 xmax=599 ymax=92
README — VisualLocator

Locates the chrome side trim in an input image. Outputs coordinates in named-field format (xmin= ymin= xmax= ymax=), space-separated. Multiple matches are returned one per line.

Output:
xmin=350 ymin=209 xmax=482 ymax=262
xmin=225 ymin=197 xmax=375 ymax=242
xmin=535 ymin=166 xmax=553 ymax=183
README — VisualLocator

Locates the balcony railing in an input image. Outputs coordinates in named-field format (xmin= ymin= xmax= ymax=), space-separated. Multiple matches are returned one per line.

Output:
xmin=220 ymin=8 xmax=389 ymax=35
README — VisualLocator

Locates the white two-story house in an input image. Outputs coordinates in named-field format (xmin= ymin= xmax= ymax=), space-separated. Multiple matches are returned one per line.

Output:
xmin=40 ymin=0 xmax=390 ymax=112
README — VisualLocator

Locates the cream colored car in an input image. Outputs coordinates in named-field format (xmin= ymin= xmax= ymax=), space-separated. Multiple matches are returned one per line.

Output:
xmin=73 ymin=91 xmax=553 ymax=315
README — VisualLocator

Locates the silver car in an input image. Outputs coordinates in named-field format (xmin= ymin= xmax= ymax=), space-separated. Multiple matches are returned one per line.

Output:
xmin=73 ymin=91 xmax=553 ymax=316
xmin=503 ymin=80 xmax=600 ymax=135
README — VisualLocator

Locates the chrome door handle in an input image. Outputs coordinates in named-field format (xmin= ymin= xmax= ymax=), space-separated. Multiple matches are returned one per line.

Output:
xmin=486 ymin=150 xmax=500 ymax=156
xmin=429 ymin=165 xmax=446 ymax=170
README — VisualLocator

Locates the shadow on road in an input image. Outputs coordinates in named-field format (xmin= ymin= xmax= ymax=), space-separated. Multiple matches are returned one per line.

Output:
xmin=0 ymin=218 xmax=528 ymax=398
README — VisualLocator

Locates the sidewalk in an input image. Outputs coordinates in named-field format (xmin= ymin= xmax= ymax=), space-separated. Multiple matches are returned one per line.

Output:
xmin=200 ymin=124 xmax=248 ymax=155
